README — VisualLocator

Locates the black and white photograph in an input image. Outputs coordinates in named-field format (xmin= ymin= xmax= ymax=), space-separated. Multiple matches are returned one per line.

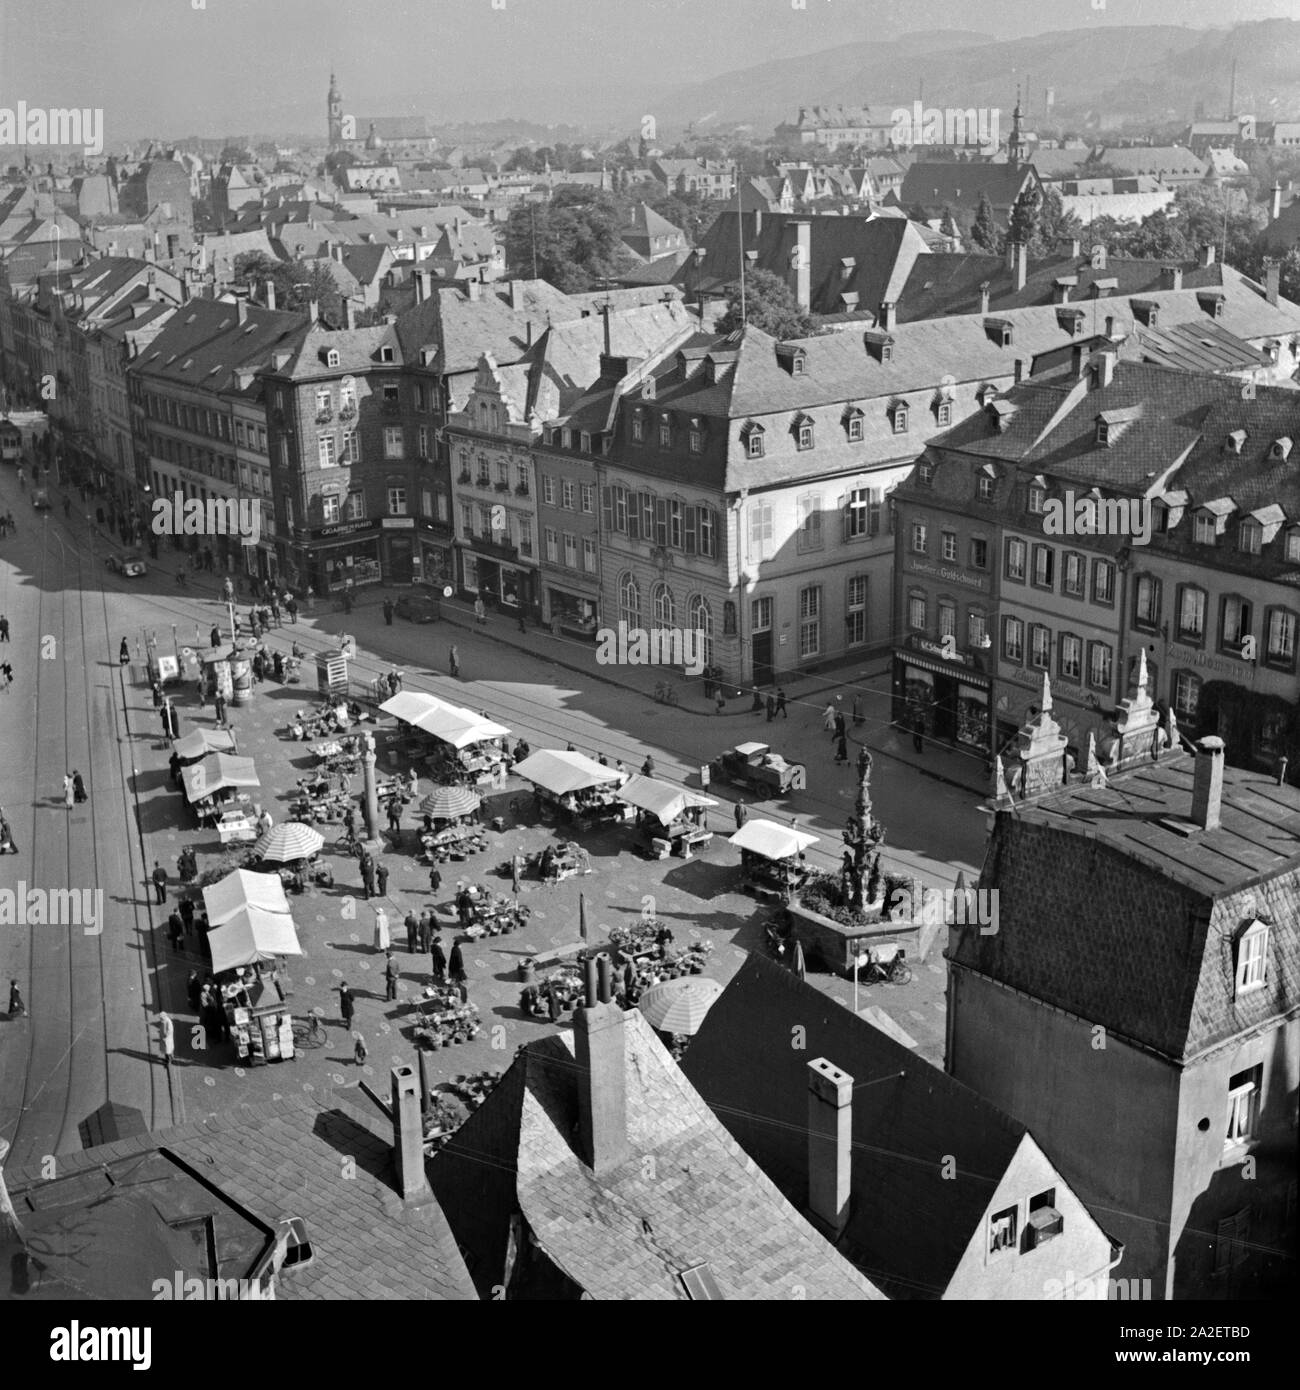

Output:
xmin=0 ymin=0 xmax=1296 ymax=1345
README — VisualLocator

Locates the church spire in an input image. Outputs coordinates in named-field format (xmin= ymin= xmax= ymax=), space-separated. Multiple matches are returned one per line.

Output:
xmin=1008 ymin=86 xmax=1026 ymax=168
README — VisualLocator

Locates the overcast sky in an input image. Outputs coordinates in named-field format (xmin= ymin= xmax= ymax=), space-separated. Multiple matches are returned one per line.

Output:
xmin=1 ymin=0 xmax=1295 ymax=137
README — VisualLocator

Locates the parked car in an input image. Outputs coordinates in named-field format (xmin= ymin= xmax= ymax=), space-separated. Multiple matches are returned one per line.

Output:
xmin=711 ymin=741 xmax=807 ymax=796
xmin=31 ymin=488 xmax=50 ymax=510
xmin=395 ymin=593 xmax=440 ymax=624
xmin=106 ymin=551 xmax=147 ymax=577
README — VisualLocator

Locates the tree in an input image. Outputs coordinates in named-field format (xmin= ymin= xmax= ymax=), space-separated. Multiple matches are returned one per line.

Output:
xmin=969 ymin=193 xmax=1000 ymax=253
xmin=503 ymin=192 xmax=633 ymax=291
xmin=1007 ymin=184 xmax=1042 ymax=251
xmin=714 ymin=267 xmax=814 ymax=339
xmin=220 ymin=145 xmax=253 ymax=165
xmin=232 ymin=252 xmax=343 ymax=324
xmin=1028 ymin=186 xmax=1082 ymax=259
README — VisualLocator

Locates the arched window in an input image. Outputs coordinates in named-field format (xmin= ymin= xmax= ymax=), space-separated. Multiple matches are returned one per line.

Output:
xmin=688 ymin=593 xmax=713 ymax=667
xmin=619 ymin=573 xmax=640 ymax=630
xmin=653 ymin=582 xmax=674 ymax=628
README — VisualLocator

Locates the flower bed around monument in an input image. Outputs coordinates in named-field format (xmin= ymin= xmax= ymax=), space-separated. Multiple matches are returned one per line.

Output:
xmin=790 ymin=871 xmax=922 ymax=976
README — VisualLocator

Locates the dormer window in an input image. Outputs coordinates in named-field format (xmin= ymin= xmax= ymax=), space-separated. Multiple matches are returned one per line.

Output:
xmin=631 ymin=410 xmax=644 ymax=443
xmin=379 ymin=345 xmax=395 ymax=363
xmin=1027 ymin=483 xmax=1046 ymax=514
xmin=976 ymin=383 xmax=998 ymax=408
xmin=890 ymin=401 xmax=909 ymax=434
xmin=985 ymin=318 xmax=1013 ymax=347
xmin=1271 ymin=437 xmax=1293 ymax=461
xmin=791 ymin=355 xmax=805 ymax=375
xmin=325 ymin=348 xmax=340 ymax=368
xmin=863 ymin=330 xmax=894 ymax=363
xmin=742 ymin=422 xmax=765 ymax=459
xmin=688 ymin=428 xmax=703 ymax=455
xmin=1195 ymin=512 xmax=1218 ymax=546
xmin=1132 ymin=300 xmax=1159 ymax=328
xmin=1287 ymin=527 xmax=1300 ymax=564
xmin=1238 ymin=520 xmax=1262 ymax=555
xmin=1225 ymin=430 xmax=1246 ymax=455
xmin=1198 ymin=290 xmax=1226 ymax=320
xmin=844 ymin=408 xmax=864 ymax=442
xmin=658 ymin=415 xmax=673 ymax=448
xmin=1096 ymin=420 xmax=1110 ymax=446
xmin=794 ymin=415 xmax=814 ymax=450
xmin=1234 ymin=918 xmax=1269 ymax=995
xmin=776 ymin=344 xmax=807 ymax=376
xmin=917 ymin=461 xmax=934 ymax=487
xmin=977 ymin=475 xmax=994 ymax=502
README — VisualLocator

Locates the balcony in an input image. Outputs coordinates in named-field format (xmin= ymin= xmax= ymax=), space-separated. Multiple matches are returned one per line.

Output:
xmin=316 ymin=408 xmax=333 ymax=425
xmin=457 ymin=471 xmax=472 ymax=484
xmin=475 ymin=475 xmax=491 ymax=490
xmin=515 ymin=482 xmax=530 ymax=497
xmin=494 ymin=481 xmax=510 ymax=493
xmin=339 ymin=403 xmax=356 ymax=421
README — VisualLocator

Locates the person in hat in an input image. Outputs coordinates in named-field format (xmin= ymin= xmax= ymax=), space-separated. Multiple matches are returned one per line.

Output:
xmin=641 ymin=754 xmax=655 ymax=778
xmin=448 ymin=645 xmax=460 ymax=677
xmin=428 ymin=863 xmax=442 ymax=898
xmin=384 ymin=949 xmax=400 ymax=1001
xmin=428 ymin=934 xmax=447 ymax=985
xmin=72 ymin=770 xmax=87 ymax=803
xmin=373 ymin=905 xmax=390 ymax=952
xmin=158 ymin=1012 xmax=175 ymax=1070
xmin=210 ymin=625 xmax=222 ymax=649
xmin=734 ymin=799 xmax=748 ymax=830
xmin=383 ymin=598 xmax=394 ymax=625
xmin=8 ymin=979 xmax=27 ymax=1017
xmin=151 ymin=861 xmax=167 ymax=903
xmin=353 ymin=1033 xmax=368 ymax=1066
xmin=405 ymin=910 xmax=419 ymax=953
xmin=337 ymin=982 xmax=356 ymax=1029
xmin=375 ymin=861 xmax=390 ymax=896
xmin=448 ymin=940 xmax=468 ymax=997
xmin=119 ymin=636 xmax=130 ymax=665
xmin=821 ymin=701 xmax=836 ymax=732
xmin=418 ymin=909 xmax=433 ymax=954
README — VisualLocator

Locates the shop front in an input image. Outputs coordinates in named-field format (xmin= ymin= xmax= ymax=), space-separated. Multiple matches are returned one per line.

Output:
xmin=544 ymin=581 xmax=600 ymax=638
xmin=381 ymin=517 xmax=416 ymax=584
xmin=892 ymin=635 xmax=992 ymax=757
xmin=461 ymin=547 xmax=535 ymax=612
xmin=296 ymin=521 xmax=383 ymax=596
xmin=417 ymin=530 xmax=454 ymax=591
xmin=994 ymin=670 xmax=1108 ymax=767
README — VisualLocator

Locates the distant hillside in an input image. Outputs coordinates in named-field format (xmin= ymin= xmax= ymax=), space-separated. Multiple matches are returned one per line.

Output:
xmin=644 ymin=20 xmax=1300 ymax=135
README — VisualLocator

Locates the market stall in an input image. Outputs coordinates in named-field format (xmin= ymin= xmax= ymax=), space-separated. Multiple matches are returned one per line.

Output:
xmin=408 ymin=982 xmax=481 ymax=1051
xmin=379 ymin=692 xmax=510 ymax=788
xmin=512 ymin=748 xmax=624 ymax=825
xmin=173 ymin=727 xmax=238 ymax=766
xmin=181 ymin=754 xmax=261 ymax=834
xmin=203 ymin=868 xmax=291 ymax=925
xmin=518 ymin=930 xmax=714 ymax=1020
xmin=417 ymin=786 xmax=490 ymax=863
xmin=728 ymin=819 xmax=819 ymax=902
xmin=616 ymin=774 xmax=717 ymax=858
xmin=253 ymin=821 xmax=331 ymax=889
xmin=451 ymin=881 xmax=531 ymax=936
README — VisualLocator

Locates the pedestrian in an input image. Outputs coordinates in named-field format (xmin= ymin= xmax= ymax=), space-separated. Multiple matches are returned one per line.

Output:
xmin=63 ymin=773 xmax=75 ymax=809
xmin=167 ymin=909 xmax=183 ymax=950
xmin=179 ymin=897 xmax=195 ymax=934
xmin=852 ymin=694 xmax=864 ymax=727
xmin=822 ymin=701 xmax=836 ymax=732
xmin=186 ymin=969 xmax=203 ymax=1014
xmin=833 ymin=711 xmax=846 ymax=741
xmin=373 ymin=905 xmax=390 ymax=951
xmin=912 ymin=714 xmax=925 ymax=754
xmin=405 ymin=910 xmax=419 ymax=952
xmin=362 ymin=861 xmax=376 ymax=900
xmin=383 ymin=598 xmax=394 ymax=626
xmin=386 ymin=799 xmax=401 ymax=840
xmin=167 ymin=702 xmax=180 ymax=742
xmin=0 ymin=615 xmax=9 ymax=641
xmin=834 ymin=732 xmax=849 ymax=764
xmin=210 ymin=625 xmax=221 ymax=649
xmin=169 ymin=751 xmax=182 ymax=788
xmin=302 ymin=588 xmax=312 ymax=616
xmin=429 ymin=935 xmax=447 ymax=984
xmin=511 ymin=853 xmax=521 ymax=895
xmin=428 ymin=864 xmax=442 ymax=897
xmin=338 ymin=982 xmax=355 ymax=1029
xmin=474 ymin=596 xmax=486 ymax=626
xmin=72 ymin=770 xmax=87 ymax=803
xmin=776 ymin=687 xmax=788 ymax=718
xmin=418 ymin=910 xmax=433 ymax=954
xmin=448 ymin=645 xmax=459 ymax=677
xmin=0 ymin=660 xmax=11 ymax=696
xmin=214 ymin=692 xmax=226 ymax=725
xmin=517 ymin=611 xmax=527 ymax=633
xmin=159 ymin=1011 xmax=175 ymax=1070
xmin=151 ymin=679 xmax=163 ymax=709
xmin=456 ymin=886 xmax=472 ymax=926
xmin=270 ymin=596 xmax=281 ymax=627
xmin=119 ymin=636 xmax=130 ymax=666
xmin=384 ymin=949 xmax=399 ymax=1001
xmin=734 ymin=800 xmax=748 ymax=830
xmin=641 ymin=755 xmax=655 ymax=777
xmin=151 ymin=861 xmax=167 ymax=903
xmin=353 ymin=1033 xmax=368 ymax=1066
xmin=448 ymin=940 xmax=468 ymax=988
xmin=8 ymin=979 xmax=27 ymax=1017
xmin=766 ymin=693 xmax=776 ymax=722
xmin=375 ymin=861 xmax=389 ymax=896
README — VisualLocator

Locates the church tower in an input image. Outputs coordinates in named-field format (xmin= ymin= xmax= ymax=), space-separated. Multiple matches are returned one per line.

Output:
xmin=1007 ymin=88 xmax=1026 ymax=169
xmin=328 ymin=71 xmax=344 ymax=150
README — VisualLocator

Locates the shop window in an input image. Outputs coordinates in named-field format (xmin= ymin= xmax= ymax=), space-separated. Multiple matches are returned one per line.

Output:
xmin=1177 ymin=585 xmax=1207 ymax=643
xmin=1005 ymin=537 xmax=1026 ymax=582
xmin=1003 ymin=616 xmax=1024 ymax=664
xmin=1234 ymin=920 xmax=1269 ymax=995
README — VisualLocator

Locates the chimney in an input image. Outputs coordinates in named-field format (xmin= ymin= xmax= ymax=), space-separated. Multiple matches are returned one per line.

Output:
xmin=1061 ymin=235 xmax=1081 ymax=259
xmin=1189 ymin=736 xmax=1225 ymax=832
xmin=978 ymin=281 xmax=990 ymax=315
xmin=390 ymin=1065 xmax=431 ymax=1201
xmin=573 ymin=962 xmax=630 ymax=1176
xmin=525 ymin=319 xmax=533 ymax=347
xmin=331 ymin=243 xmax=343 ymax=263
xmin=1092 ymin=349 xmax=1117 ymax=389
xmin=1013 ymin=241 xmax=1027 ymax=293
xmin=878 ymin=301 xmax=896 ymax=332
xmin=236 ymin=297 xmax=248 ymax=325
xmin=807 ymin=1058 xmax=853 ymax=1240
xmin=1271 ymin=181 xmax=1283 ymax=221
xmin=1161 ymin=264 xmax=1183 ymax=291
xmin=789 ymin=219 xmax=812 ymax=314
xmin=344 ymin=298 xmax=357 ymax=329
xmin=465 ymin=278 xmax=481 ymax=302
xmin=600 ymin=300 xmax=612 ymax=357
xmin=1014 ymin=357 xmax=1025 ymax=384
xmin=1263 ymin=258 xmax=1280 ymax=307
xmin=308 ymin=299 xmax=319 ymax=323
xmin=1198 ymin=242 xmax=1216 ymax=268
xmin=413 ymin=268 xmax=432 ymax=304
xmin=1104 ymin=314 xmax=1115 ymax=339
xmin=1071 ymin=342 xmax=1087 ymax=379
xmin=264 ymin=279 xmax=277 ymax=311
xmin=509 ymin=278 xmax=524 ymax=311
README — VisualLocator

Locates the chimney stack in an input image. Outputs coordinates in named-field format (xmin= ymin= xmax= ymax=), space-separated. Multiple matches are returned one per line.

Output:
xmin=978 ymin=280 xmax=990 ymax=315
xmin=1092 ymin=349 xmax=1117 ymax=389
xmin=1104 ymin=314 xmax=1115 ymax=339
xmin=1270 ymin=181 xmax=1283 ymax=222
xmin=236 ymin=297 xmax=248 ymax=325
xmin=753 ymin=207 xmax=762 ymax=236
xmin=344 ymin=298 xmax=357 ymax=329
xmin=574 ymin=973 xmax=630 ymax=1177
xmin=1263 ymin=258 xmax=1280 ymax=307
xmin=465 ymin=278 xmax=481 ymax=302
xmin=878 ymin=300 xmax=896 ymax=331
xmin=509 ymin=278 xmax=524 ymax=311
xmin=1071 ymin=342 xmax=1086 ymax=379
xmin=331 ymin=243 xmax=343 ymax=263
xmin=807 ymin=1058 xmax=853 ymax=1240
xmin=789 ymin=219 xmax=812 ymax=314
xmin=1161 ymin=264 xmax=1183 ymax=292
xmin=1189 ymin=735 xmax=1225 ymax=832
xmin=1198 ymin=242 xmax=1216 ymax=268
xmin=1013 ymin=357 xmax=1025 ymax=384
xmin=390 ymin=1065 xmax=431 ymax=1201
xmin=1013 ymin=241 xmax=1028 ymax=293
xmin=264 ymin=279 xmax=276 ymax=311
xmin=600 ymin=300 xmax=612 ymax=357
xmin=413 ymin=268 xmax=432 ymax=304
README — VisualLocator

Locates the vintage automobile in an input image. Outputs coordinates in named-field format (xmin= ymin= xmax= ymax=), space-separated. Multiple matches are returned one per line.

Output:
xmin=395 ymin=593 xmax=440 ymax=624
xmin=106 ymin=551 xmax=147 ymax=577
xmin=31 ymin=488 xmax=51 ymax=510
xmin=710 ymin=741 xmax=806 ymax=796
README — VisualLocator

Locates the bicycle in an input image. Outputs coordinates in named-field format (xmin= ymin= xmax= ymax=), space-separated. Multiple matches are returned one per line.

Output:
xmin=335 ymin=829 xmax=364 ymax=857
xmin=292 ymin=1013 xmax=328 ymax=1049
xmin=654 ymin=680 xmax=680 ymax=706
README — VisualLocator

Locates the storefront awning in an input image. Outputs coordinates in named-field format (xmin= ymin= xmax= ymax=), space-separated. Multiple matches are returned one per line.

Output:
xmin=203 ymin=868 xmax=291 ymax=925
xmin=616 ymin=774 xmax=716 ymax=826
xmin=894 ymin=649 xmax=991 ymax=683
xmin=207 ymin=906 xmax=302 ymax=974
xmin=514 ymin=749 xmax=621 ymax=796
xmin=182 ymin=754 xmax=260 ymax=803
xmin=728 ymin=819 xmax=819 ymax=860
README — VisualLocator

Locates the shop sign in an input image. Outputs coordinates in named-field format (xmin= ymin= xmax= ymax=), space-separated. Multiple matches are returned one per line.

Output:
xmin=1003 ymin=669 xmax=1090 ymax=704
xmin=911 ymin=634 xmax=976 ymax=668
xmin=1168 ymin=644 xmax=1249 ymax=679
xmin=381 ymin=517 xmax=416 ymax=529
xmin=907 ymin=557 xmax=988 ymax=591
xmin=317 ymin=521 xmax=375 ymax=538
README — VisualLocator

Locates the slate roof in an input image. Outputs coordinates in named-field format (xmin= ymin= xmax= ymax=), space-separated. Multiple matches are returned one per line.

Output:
xmin=1128 ymin=319 xmax=1267 ymax=374
xmin=952 ymin=754 xmax=1300 ymax=1060
xmin=896 ymin=161 xmax=1034 ymax=214
xmin=682 ymin=954 xmax=1068 ymax=1299
xmin=132 ymin=297 xmax=310 ymax=393
xmin=679 ymin=210 xmax=930 ymax=315
xmin=1095 ymin=145 xmax=1207 ymax=179
xmin=1027 ymin=147 xmax=1097 ymax=179
xmin=1 ymin=1092 xmax=478 ymax=1300
xmin=431 ymin=1006 xmax=882 ymax=1300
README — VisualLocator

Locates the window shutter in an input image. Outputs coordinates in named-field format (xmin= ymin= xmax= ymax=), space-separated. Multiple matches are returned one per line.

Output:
xmin=656 ymin=496 xmax=668 ymax=545
xmin=685 ymin=506 xmax=697 ymax=554
xmin=601 ymin=486 xmax=613 ymax=532
xmin=839 ymin=493 xmax=849 ymax=543
xmin=628 ymin=491 xmax=639 ymax=540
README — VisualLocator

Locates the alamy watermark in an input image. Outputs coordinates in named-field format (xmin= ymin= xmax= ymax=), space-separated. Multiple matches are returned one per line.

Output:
xmin=595 ymin=622 xmax=706 ymax=676
xmin=1044 ymin=1271 xmax=1153 ymax=1300
xmin=885 ymin=883 xmax=998 ymax=935
xmin=1 ymin=883 xmax=102 ymax=936
xmin=151 ymin=492 xmax=261 ymax=546
xmin=1041 ymin=490 xmax=1152 ymax=546
xmin=0 ymin=103 xmax=103 ymax=156
xmin=890 ymin=102 xmax=1000 ymax=149
xmin=153 ymin=1271 xmax=272 ymax=1300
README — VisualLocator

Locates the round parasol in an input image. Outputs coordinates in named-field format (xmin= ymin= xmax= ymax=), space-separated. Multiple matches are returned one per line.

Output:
xmin=637 ymin=976 xmax=723 ymax=1036
xmin=420 ymin=785 xmax=481 ymax=819
xmin=254 ymin=821 xmax=325 ymax=864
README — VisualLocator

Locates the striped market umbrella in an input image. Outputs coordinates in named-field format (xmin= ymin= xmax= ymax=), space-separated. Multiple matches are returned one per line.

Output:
xmin=254 ymin=821 xmax=325 ymax=864
xmin=420 ymin=785 xmax=481 ymax=819
xmin=638 ymin=976 xmax=723 ymax=1036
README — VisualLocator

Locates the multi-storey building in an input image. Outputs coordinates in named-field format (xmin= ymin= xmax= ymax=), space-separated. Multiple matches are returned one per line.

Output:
xmin=891 ymin=357 xmax=1300 ymax=772
xmin=948 ymin=703 xmax=1299 ymax=1298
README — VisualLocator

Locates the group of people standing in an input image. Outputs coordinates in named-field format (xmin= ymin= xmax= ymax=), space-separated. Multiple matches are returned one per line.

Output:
xmin=62 ymin=771 xmax=88 ymax=807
